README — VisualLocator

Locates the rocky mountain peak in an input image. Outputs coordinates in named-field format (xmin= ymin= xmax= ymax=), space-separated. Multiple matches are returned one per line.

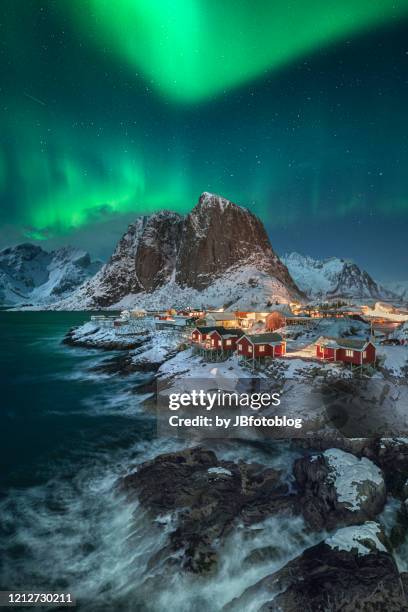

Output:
xmin=176 ymin=193 xmax=300 ymax=293
xmin=42 ymin=193 xmax=305 ymax=309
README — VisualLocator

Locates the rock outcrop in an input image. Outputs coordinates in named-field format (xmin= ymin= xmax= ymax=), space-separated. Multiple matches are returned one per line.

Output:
xmin=225 ymin=523 xmax=407 ymax=611
xmin=135 ymin=211 xmax=183 ymax=292
xmin=294 ymin=448 xmax=386 ymax=530
xmin=122 ymin=446 xmax=296 ymax=574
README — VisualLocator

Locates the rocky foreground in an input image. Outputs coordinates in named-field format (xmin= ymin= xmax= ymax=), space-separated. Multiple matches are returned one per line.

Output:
xmin=63 ymin=321 xmax=408 ymax=610
xmin=122 ymin=445 xmax=408 ymax=610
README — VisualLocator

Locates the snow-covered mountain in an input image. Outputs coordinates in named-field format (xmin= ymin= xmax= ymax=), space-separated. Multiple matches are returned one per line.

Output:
xmin=0 ymin=244 xmax=102 ymax=306
xmin=383 ymin=280 xmax=408 ymax=303
xmin=282 ymin=252 xmax=392 ymax=301
xmin=55 ymin=192 xmax=304 ymax=310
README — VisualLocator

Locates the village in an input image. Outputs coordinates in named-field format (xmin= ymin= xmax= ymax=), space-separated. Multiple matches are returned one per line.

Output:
xmin=88 ymin=299 xmax=408 ymax=375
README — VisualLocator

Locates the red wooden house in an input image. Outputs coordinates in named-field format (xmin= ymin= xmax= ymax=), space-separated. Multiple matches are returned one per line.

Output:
xmin=236 ymin=333 xmax=286 ymax=359
xmin=206 ymin=328 xmax=243 ymax=352
xmin=316 ymin=337 xmax=376 ymax=365
xmin=191 ymin=326 xmax=225 ymax=344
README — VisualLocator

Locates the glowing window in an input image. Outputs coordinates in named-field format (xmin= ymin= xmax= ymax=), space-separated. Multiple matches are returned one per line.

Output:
xmin=345 ymin=349 xmax=354 ymax=357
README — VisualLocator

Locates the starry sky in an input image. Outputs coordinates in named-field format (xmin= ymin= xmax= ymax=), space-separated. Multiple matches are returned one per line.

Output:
xmin=1 ymin=0 xmax=408 ymax=280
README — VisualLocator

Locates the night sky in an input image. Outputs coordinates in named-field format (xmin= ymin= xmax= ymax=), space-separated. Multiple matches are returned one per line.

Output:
xmin=1 ymin=1 xmax=408 ymax=280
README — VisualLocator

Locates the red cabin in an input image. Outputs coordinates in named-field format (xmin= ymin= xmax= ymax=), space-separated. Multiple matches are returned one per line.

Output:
xmin=206 ymin=328 xmax=243 ymax=351
xmin=236 ymin=333 xmax=286 ymax=359
xmin=191 ymin=326 xmax=225 ymax=344
xmin=316 ymin=337 xmax=376 ymax=365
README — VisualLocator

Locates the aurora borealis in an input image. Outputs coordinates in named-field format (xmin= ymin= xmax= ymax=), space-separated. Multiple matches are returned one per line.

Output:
xmin=1 ymin=0 xmax=408 ymax=278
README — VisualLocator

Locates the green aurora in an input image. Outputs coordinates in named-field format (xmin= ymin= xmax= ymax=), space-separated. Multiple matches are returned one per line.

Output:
xmin=1 ymin=0 xmax=408 ymax=276
xmin=73 ymin=0 xmax=408 ymax=103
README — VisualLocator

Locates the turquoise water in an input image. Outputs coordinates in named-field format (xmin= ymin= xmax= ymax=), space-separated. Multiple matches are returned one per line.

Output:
xmin=0 ymin=311 xmax=161 ymax=606
xmin=0 ymin=312 xmax=155 ymax=490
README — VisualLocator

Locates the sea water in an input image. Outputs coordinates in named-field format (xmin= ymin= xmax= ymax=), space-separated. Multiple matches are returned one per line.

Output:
xmin=0 ymin=311 xmax=319 ymax=611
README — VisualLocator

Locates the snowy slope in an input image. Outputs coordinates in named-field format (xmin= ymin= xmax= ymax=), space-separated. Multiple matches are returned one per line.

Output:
xmin=383 ymin=280 xmax=408 ymax=303
xmin=55 ymin=263 xmax=297 ymax=311
xmin=282 ymin=252 xmax=392 ymax=301
xmin=0 ymin=243 xmax=102 ymax=306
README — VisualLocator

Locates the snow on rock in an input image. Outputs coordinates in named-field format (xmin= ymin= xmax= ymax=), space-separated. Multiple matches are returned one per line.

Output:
xmin=363 ymin=302 xmax=408 ymax=322
xmin=113 ymin=264 xmax=297 ymax=311
xmin=207 ymin=467 xmax=232 ymax=477
xmin=65 ymin=321 xmax=149 ymax=350
xmin=282 ymin=252 xmax=392 ymax=300
xmin=323 ymin=448 xmax=384 ymax=512
xmin=158 ymin=348 xmax=248 ymax=385
xmin=294 ymin=449 xmax=386 ymax=530
xmin=130 ymin=329 xmax=178 ymax=367
xmin=326 ymin=521 xmax=387 ymax=555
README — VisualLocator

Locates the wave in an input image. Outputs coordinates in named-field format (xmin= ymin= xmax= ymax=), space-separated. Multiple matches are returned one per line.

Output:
xmin=0 ymin=439 xmax=318 ymax=611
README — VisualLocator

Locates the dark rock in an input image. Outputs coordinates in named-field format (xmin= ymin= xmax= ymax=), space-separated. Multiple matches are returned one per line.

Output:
xmin=122 ymin=447 xmax=297 ymax=574
xmin=135 ymin=211 xmax=183 ymax=292
xmin=293 ymin=450 xmax=386 ymax=531
xmin=364 ymin=438 xmax=408 ymax=499
xmin=242 ymin=545 xmax=283 ymax=567
xmin=225 ymin=538 xmax=407 ymax=611
xmin=89 ymin=353 xmax=156 ymax=376
xmin=175 ymin=192 xmax=300 ymax=293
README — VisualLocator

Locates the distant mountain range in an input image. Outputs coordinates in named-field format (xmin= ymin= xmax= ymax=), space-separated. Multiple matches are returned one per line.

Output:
xmin=383 ymin=280 xmax=408 ymax=302
xmin=281 ymin=252 xmax=395 ymax=302
xmin=1 ymin=193 xmax=405 ymax=309
xmin=0 ymin=244 xmax=101 ymax=306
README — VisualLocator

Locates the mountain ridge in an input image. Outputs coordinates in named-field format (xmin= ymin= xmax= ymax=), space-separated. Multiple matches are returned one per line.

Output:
xmin=3 ymin=195 xmax=401 ymax=310
xmin=282 ymin=251 xmax=395 ymax=301
xmin=0 ymin=243 xmax=102 ymax=306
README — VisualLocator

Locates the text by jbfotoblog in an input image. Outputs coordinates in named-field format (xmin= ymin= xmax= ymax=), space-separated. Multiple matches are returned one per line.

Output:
xmin=169 ymin=415 xmax=303 ymax=429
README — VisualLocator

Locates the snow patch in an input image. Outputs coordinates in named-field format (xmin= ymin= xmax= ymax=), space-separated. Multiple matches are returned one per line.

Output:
xmin=326 ymin=522 xmax=386 ymax=555
xmin=323 ymin=448 xmax=384 ymax=512
xmin=323 ymin=449 xmax=383 ymax=512
xmin=208 ymin=467 xmax=232 ymax=477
